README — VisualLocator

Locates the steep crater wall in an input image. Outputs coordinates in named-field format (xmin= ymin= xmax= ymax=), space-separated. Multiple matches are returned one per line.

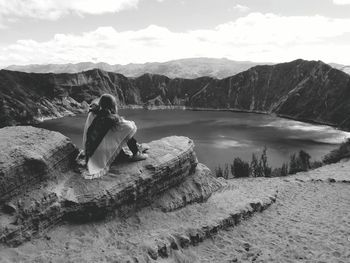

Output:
xmin=1 ymin=59 xmax=350 ymax=130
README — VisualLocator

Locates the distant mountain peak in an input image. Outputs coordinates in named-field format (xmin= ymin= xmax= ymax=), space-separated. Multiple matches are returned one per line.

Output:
xmin=4 ymin=58 xmax=271 ymax=79
xmin=6 ymin=58 xmax=348 ymax=78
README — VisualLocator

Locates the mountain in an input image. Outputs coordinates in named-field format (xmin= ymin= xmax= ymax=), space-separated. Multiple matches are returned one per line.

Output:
xmin=329 ymin=63 xmax=350 ymax=75
xmin=4 ymin=58 xmax=269 ymax=79
xmin=1 ymin=59 xmax=350 ymax=130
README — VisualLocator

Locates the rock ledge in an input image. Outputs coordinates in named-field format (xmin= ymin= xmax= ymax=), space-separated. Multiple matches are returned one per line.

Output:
xmin=0 ymin=127 xmax=212 ymax=245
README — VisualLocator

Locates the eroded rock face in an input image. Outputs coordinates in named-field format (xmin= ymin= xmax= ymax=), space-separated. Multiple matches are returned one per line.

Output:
xmin=62 ymin=136 xmax=198 ymax=221
xmin=0 ymin=127 xmax=283 ymax=262
xmin=0 ymin=126 xmax=78 ymax=203
xmin=1 ymin=127 xmax=223 ymax=246
xmin=153 ymin=163 xmax=227 ymax=212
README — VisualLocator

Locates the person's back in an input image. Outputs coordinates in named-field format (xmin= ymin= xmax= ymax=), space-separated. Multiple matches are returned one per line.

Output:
xmin=82 ymin=94 xmax=148 ymax=179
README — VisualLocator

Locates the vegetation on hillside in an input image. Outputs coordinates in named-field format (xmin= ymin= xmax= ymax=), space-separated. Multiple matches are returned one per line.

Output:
xmin=214 ymin=142 xmax=342 ymax=179
xmin=323 ymin=138 xmax=350 ymax=164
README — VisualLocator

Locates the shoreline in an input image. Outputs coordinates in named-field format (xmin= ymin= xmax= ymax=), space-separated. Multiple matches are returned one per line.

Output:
xmin=30 ymin=104 xmax=346 ymax=133
xmin=276 ymin=114 xmax=339 ymax=129
xmin=123 ymin=105 xmax=346 ymax=132
xmin=30 ymin=105 xmax=350 ymax=170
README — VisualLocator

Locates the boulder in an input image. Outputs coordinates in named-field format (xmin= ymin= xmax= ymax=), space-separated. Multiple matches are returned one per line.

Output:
xmin=0 ymin=127 xmax=281 ymax=261
xmin=153 ymin=163 xmax=227 ymax=212
xmin=0 ymin=126 xmax=78 ymax=203
xmin=62 ymin=135 xmax=198 ymax=221
xmin=0 ymin=127 xmax=207 ymax=245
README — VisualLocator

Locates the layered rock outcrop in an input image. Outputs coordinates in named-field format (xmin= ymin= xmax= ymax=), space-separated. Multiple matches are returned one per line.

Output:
xmin=1 ymin=59 xmax=350 ymax=130
xmin=0 ymin=126 xmax=78 ymax=203
xmin=0 ymin=127 xmax=219 ymax=245
xmin=0 ymin=127 xmax=280 ymax=262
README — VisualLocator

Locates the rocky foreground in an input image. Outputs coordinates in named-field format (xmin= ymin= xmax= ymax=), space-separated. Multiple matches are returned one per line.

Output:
xmin=0 ymin=127 xmax=277 ymax=262
xmin=0 ymin=127 xmax=349 ymax=262
xmin=183 ymin=165 xmax=350 ymax=262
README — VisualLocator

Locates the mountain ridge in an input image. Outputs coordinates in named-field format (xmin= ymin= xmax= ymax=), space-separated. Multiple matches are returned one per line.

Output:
xmin=1 ymin=59 xmax=350 ymax=130
xmin=4 ymin=58 xmax=271 ymax=79
xmin=5 ymin=58 xmax=349 ymax=79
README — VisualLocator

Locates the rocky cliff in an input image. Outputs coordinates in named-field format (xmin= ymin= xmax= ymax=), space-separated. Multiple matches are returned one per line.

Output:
xmin=0 ymin=127 xmax=278 ymax=262
xmin=1 ymin=59 xmax=350 ymax=129
xmin=1 ymin=127 xmax=349 ymax=262
xmin=0 ymin=127 xmax=212 ymax=245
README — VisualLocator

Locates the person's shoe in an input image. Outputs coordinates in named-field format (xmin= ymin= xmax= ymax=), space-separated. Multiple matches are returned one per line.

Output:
xmin=137 ymin=143 xmax=150 ymax=153
xmin=131 ymin=152 xmax=148 ymax=161
xmin=114 ymin=148 xmax=132 ymax=163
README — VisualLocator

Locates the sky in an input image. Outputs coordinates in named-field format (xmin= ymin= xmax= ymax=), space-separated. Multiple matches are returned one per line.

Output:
xmin=0 ymin=0 xmax=350 ymax=67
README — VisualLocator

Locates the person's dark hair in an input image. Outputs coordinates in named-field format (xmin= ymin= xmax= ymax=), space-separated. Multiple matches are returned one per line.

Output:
xmin=98 ymin=94 xmax=118 ymax=114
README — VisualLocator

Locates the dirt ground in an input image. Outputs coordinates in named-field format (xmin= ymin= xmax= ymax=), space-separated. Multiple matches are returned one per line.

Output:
xmin=179 ymin=180 xmax=350 ymax=262
xmin=1 ymin=161 xmax=349 ymax=263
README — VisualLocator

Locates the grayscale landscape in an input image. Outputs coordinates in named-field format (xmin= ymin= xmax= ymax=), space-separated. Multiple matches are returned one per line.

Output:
xmin=0 ymin=1 xmax=349 ymax=262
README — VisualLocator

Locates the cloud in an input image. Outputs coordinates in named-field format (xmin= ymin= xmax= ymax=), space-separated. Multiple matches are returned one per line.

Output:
xmin=233 ymin=4 xmax=250 ymax=12
xmin=1 ymin=13 xmax=350 ymax=67
xmin=0 ymin=0 xmax=139 ymax=21
xmin=333 ymin=0 xmax=350 ymax=5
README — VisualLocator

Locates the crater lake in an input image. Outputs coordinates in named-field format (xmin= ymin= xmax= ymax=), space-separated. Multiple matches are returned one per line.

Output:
xmin=37 ymin=109 xmax=350 ymax=171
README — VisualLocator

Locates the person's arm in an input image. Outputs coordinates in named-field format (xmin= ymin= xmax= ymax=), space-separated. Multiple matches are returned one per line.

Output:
xmin=109 ymin=113 xmax=125 ymax=131
xmin=83 ymin=112 xmax=95 ymax=152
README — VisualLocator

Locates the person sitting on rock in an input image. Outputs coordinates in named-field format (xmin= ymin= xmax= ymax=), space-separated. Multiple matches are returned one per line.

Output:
xmin=82 ymin=94 xmax=148 ymax=179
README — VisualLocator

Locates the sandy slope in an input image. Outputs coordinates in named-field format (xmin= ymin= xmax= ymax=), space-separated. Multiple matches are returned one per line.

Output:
xmin=1 ymin=161 xmax=349 ymax=262
xmin=177 ymin=167 xmax=350 ymax=262
xmin=0 ymin=178 xmax=278 ymax=262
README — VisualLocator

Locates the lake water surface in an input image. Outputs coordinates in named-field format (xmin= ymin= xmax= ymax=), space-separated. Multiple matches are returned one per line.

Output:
xmin=38 ymin=109 xmax=350 ymax=171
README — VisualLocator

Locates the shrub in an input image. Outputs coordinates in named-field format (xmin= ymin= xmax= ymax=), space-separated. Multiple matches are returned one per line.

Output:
xmin=323 ymin=138 xmax=350 ymax=164
xmin=250 ymin=153 xmax=261 ymax=177
xmin=215 ymin=147 xmax=322 ymax=179
xmin=289 ymin=153 xmax=299 ymax=174
xmin=299 ymin=150 xmax=311 ymax=170
xmin=231 ymin=157 xmax=250 ymax=178
xmin=260 ymin=146 xmax=272 ymax=177
xmin=281 ymin=162 xmax=289 ymax=176
xmin=215 ymin=165 xmax=223 ymax=178
xmin=310 ymin=160 xmax=323 ymax=169
xmin=271 ymin=162 xmax=289 ymax=177
xmin=223 ymin=163 xmax=230 ymax=179
xmin=249 ymin=147 xmax=271 ymax=177
xmin=289 ymin=150 xmax=311 ymax=174
xmin=215 ymin=163 xmax=230 ymax=179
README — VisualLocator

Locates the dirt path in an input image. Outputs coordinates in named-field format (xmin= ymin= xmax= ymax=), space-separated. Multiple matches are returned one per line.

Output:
xmin=181 ymin=180 xmax=350 ymax=262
